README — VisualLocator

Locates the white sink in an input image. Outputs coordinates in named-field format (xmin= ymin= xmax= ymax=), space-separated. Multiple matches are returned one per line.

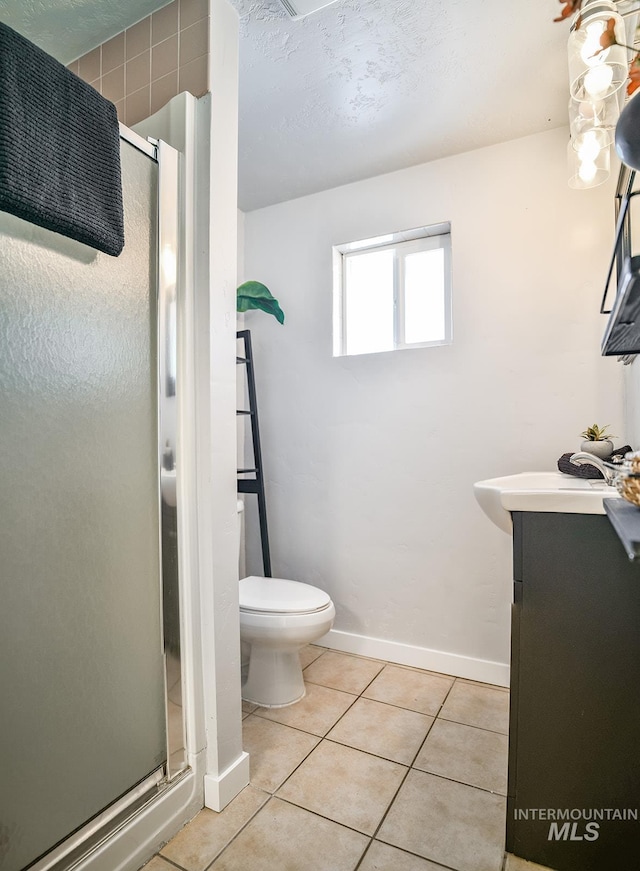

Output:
xmin=474 ymin=471 xmax=619 ymax=534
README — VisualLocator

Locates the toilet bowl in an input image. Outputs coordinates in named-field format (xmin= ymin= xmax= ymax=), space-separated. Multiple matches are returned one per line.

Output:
xmin=239 ymin=575 xmax=335 ymax=707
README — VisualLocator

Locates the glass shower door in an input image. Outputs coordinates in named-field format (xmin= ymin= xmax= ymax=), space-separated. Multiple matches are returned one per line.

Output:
xmin=0 ymin=138 xmax=167 ymax=871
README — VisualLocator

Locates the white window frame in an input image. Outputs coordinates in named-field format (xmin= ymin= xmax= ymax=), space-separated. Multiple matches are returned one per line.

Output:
xmin=332 ymin=223 xmax=452 ymax=357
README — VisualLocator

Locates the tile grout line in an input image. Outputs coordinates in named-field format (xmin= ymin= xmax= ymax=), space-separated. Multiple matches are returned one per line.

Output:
xmin=307 ymin=658 xmax=391 ymax=743
xmin=403 ymin=679 xmax=510 ymax=794
xmin=356 ymin=836 xmax=462 ymax=871
xmin=249 ymin=691 xmax=358 ymax=736
xmin=407 ymin=766 xmax=508 ymax=799
xmin=250 ymin=649 xmax=374 ymax=737
xmin=252 ymin=656 xmax=505 ymax=815
xmin=352 ymin=838 xmax=375 ymax=871
xmin=242 ymin=653 xmax=391 ymax=816
xmin=357 ymin=674 xmax=461 ymax=864
xmin=176 ymin=0 xmax=181 ymax=85
xmin=274 ymin=793 xmax=379 ymax=840
xmin=246 ymin=651 xmax=375 ymax=784
xmin=199 ymin=790 xmax=273 ymax=871
xmin=273 ymin=794 xmax=473 ymax=871
xmin=257 ymin=655 xmax=492 ymax=808
xmin=324 ymin=649 xmax=508 ymax=693
xmin=258 ymin=727 xmax=322 ymax=795
xmin=153 ymin=855 xmax=187 ymax=871
xmin=319 ymin=734 xmax=414 ymax=769
xmin=365 ymin=724 xmax=440 ymax=843
xmin=244 ymin=655 xmax=398 ymax=852
xmin=256 ymin=690 xmax=367 ymax=793
xmin=278 ymin=655 xmax=429 ymax=867
xmin=306 ymin=645 xmax=510 ymax=689
xmin=435 ymin=713 xmax=509 ymax=737
xmin=299 ymin=653 xmax=450 ymax=739
xmin=156 ymin=651 xmax=509 ymax=871
xmin=361 ymin=692 xmax=447 ymax=717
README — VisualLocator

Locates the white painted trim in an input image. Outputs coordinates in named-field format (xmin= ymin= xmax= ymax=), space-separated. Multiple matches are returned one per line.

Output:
xmin=204 ymin=752 xmax=250 ymax=812
xmin=318 ymin=628 xmax=510 ymax=688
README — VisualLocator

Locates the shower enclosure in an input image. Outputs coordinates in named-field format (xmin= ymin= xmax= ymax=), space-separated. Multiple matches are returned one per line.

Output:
xmin=0 ymin=128 xmax=184 ymax=871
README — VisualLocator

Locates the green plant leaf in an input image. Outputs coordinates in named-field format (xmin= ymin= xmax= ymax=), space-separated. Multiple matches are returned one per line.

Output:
xmin=237 ymin=281 xmax=285 ymax=324
xmin=580 ymin=423 xmax=616 ymax=440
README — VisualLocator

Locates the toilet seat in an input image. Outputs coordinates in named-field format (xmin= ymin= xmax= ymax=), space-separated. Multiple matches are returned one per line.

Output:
xmin=239 ymin=576 xmax=331 ymax=615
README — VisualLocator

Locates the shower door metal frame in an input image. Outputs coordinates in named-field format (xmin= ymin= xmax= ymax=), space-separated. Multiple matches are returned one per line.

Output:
xmin=155 ymin=133 xmax=188 ymax=783
xmin=27 ymin=123 xmax=187 ymax=871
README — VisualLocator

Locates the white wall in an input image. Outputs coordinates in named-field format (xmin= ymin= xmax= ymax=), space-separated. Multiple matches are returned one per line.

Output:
xmin=625 ymin=360 xmax=640 ymax=447
xmin=242 ymin=127 xmax=624 ymax=685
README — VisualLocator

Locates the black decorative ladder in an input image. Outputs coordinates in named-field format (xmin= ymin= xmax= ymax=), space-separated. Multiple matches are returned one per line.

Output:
xmin=237 ymin=329 xmax=272 ymax=577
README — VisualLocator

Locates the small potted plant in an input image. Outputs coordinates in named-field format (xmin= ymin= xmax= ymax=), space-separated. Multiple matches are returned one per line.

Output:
xmin=580 ymin=424 xmax=616 ymax=459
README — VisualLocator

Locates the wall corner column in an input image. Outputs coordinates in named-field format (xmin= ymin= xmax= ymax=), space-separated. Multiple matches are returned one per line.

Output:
xmin=197 ymin=0 xmax=247 ymax=812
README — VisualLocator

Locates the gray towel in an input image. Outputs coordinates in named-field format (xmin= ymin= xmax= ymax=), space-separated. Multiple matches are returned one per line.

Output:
xmin=0 ymin=22 xmax=124 ymax=256
xmin=557 ymin=445 xmax=632 ymax=479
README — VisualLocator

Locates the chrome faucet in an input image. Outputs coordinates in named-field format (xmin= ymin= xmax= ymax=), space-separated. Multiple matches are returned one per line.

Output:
xmin=569 ymin=452 xmax=618 ymax=485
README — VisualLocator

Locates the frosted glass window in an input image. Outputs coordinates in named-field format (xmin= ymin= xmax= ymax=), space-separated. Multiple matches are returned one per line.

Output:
xmin=334 ymin=225 xmax=452 ymax=356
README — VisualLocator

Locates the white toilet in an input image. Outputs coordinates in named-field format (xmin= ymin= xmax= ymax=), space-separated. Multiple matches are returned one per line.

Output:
xmin=239 ymin=575 xmax=335 ymax=707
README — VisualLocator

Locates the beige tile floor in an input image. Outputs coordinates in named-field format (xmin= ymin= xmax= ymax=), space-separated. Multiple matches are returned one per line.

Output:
xmin=142 ymin=647 xmax=553 ymax=871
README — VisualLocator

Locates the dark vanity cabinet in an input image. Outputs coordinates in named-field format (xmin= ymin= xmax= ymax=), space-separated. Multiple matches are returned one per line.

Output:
xmin=507 ymin=512 xmax=640 ymax=871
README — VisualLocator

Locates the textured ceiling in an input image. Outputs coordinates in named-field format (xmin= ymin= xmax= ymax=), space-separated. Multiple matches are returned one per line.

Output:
xmin=0 ymin=0 xmax=168 ymax=63
xmin=0 ymin=0 xmax=569 ymax=212
xmin=231 ymin=0 xmax=569 ymax=210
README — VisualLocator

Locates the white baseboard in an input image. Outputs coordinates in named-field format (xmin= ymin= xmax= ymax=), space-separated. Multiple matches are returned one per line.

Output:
xmin=317 ymin=628 xmax=510 ymax=688
xmin=204 ymin=751 xmax=250 ymax=812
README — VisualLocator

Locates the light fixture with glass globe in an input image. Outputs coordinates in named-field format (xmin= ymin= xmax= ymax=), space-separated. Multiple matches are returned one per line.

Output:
xmin=567 ymin=0 xmax=632 ymax=189
xmin=568 ymin=3 xmax=627 ymax=100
